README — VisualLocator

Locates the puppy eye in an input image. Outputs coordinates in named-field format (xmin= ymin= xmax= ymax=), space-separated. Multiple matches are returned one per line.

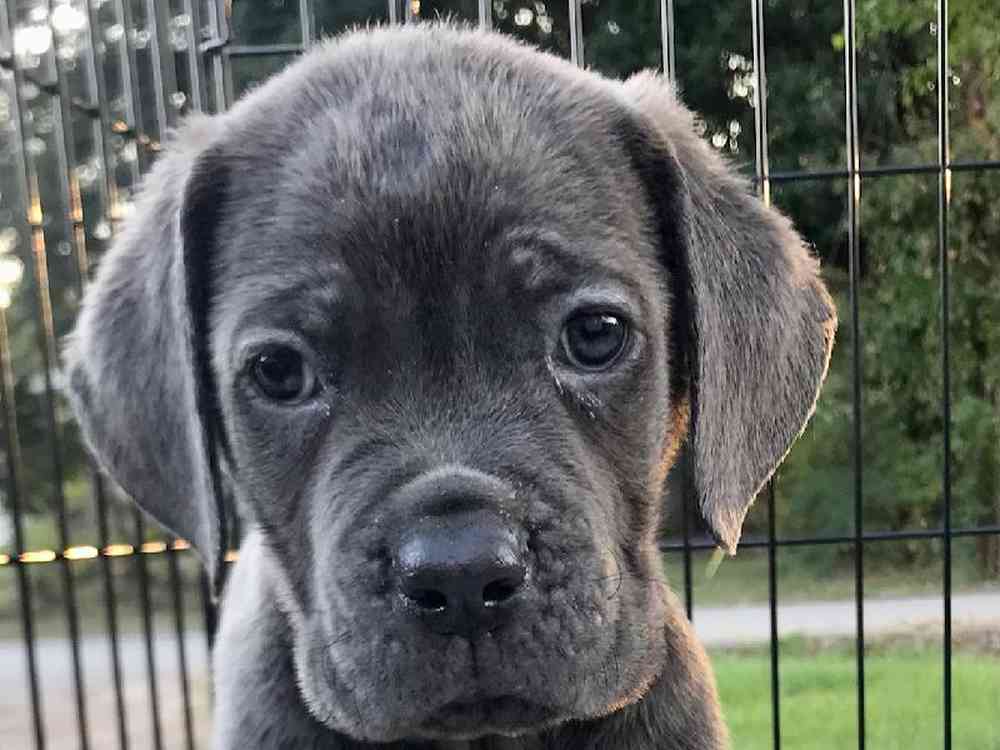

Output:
xmin=249 ymin=346 xmax=317 ymax=403
xmin=561 ymin=312 xmax=629 ymax=371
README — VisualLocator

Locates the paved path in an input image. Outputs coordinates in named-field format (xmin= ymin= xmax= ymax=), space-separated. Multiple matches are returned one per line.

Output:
xmin=690 ymin=589 xmax=1000 ymax=647
xmin=0 ymin=630 xmax=212 ymax=749
xmin=1 ymin=590 xmax=997 ymax=747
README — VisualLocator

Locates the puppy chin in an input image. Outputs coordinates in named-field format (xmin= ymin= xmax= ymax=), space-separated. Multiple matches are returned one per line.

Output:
xmin=295 ymin=668 xmax=565 ymax=744
xmin=412 ymin=697 xmax=568 ymax=742
xmin=288 ymin=561 xmax=671 ymax=743
xmin=294 ymin=645 xmax=564 ymax=743
xmin=293 ymin=641 xmax=666 ymax=745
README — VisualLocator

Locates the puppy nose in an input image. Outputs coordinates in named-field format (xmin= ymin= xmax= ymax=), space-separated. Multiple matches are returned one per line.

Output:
xmin=395 ymin=512 xmax=527 ymax=639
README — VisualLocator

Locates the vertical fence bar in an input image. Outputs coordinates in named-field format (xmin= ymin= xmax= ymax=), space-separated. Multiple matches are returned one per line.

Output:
xmin=200 ymin=569 xmax=219 ymax=651
xmin=750 ymin=2 xmax=780 ymax=746
xmin=750 ymin=0 xmax=771 ymax=205
xmin=299 ymin=0 xmax=315 ymax=45
xmin=167 ymin=539 xmax=196 ymax=750
xmin=80 ymin=3 xmax=131 ymax=747
xmin=202 ymin=0 xmax=228 ymax=114
xmin=135 ymin=510 xmax=165 ymax=750
xmin=681 ymin=463 xmax=693 ymax=621
xmin=6 ymin=2 xmax=93 ymax=746
xmin=182 ymin=0 xmax=206 ymax=113
xmin=568 ymin=0 xmax=583 ymax=67
xmin=0 ymin=246 xmax=45 ymax=750
xmin=0 ymin=309 xmax=47 ymax=750
xmin=79 ymin=7 xmax=112 ymax=225
xmin=147 ymin=0 xmax=180 ymax=134
xmin=657 ymin=0 xmax=691 ymax=623
xmin=114 ymin=2 xmax=166 ymax=744
xmin=29 ymin=149 xmax=91 ymax=750
xmin=766 ymin=483 xmax=781 ymax=747
xmin=115 ymin=0 xmax=150 ymax=173
xmin=842 ymin=1 xmax=866 ymax=747
xmin=84 ymin=0 xmax=121 ymax=225
xmin=659 ymin=0 xmax=675 ymax=81
xmin=0 ymin=315 xmax=45 ymax=750
xmin=167 ymin=549 xmax=196 ymax=750
xmin=477 ymin=0 xmax=492 ymax=31
xmin=144 ymin=5 xmax=199 ymax=744
xmin=935 ymin=2 xmax=953 ymax=748
xmin=201 ymin=568 xmax=219 ymax=654
xmin=169 ymin=549 xmax=196 ymax=750
xmin=47 ymin=0 xmax=127 ymax=742
xmin=221 ymin=45 xmax=235 ymax=107
xmin=2 ymin=12 xmax=46 ymax=749
xmin=195 ymin=12 xmax=225 ymax=652
xmin=94 ymin=476 xmax=130 ymax=750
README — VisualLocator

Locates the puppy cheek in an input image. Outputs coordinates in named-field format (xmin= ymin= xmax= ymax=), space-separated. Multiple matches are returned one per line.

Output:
xmin=651 ymin=395 xmax=691 ymax=493
xmin=298 ymin=497 xmax=408 ymax=738
xmin=289 ymin=622 xmax=368 ymax=737
xmin=248 ymin=488 xmax=317 ymax=612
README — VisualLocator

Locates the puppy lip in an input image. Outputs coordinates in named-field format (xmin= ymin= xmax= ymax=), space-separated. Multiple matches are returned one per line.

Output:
xmin=421 ymin=694 xmax=558 ymax=735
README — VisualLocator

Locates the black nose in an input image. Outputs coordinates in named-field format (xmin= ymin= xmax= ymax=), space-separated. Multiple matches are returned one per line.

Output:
xmin=395 ymin=512 xmax=527 ymax=639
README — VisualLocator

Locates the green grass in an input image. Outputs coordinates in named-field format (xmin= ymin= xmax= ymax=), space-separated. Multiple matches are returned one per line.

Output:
xmin=712 ymin=640 xmax=1000 ymax=750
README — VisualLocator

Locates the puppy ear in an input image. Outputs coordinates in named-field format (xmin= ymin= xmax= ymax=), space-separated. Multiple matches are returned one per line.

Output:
xmin=64 ymin=115 xmax=230 ymax=587
xmin=620 ymin=73 xmax=837 ymax=553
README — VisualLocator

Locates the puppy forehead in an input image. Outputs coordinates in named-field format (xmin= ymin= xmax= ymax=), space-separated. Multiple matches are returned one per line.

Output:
xmin=214 ymin=228 xmax=651 ymax=349
xmin=211 ymin=33 xmax=665 ymax=331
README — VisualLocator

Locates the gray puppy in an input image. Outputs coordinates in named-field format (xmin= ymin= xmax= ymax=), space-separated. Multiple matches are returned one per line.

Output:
xmin=65 ymin=24 xmax=835 ymax=750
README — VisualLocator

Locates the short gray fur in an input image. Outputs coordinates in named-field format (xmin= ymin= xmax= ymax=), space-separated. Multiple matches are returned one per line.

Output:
xmin=64 ymin=24 xmax=835 ymax=750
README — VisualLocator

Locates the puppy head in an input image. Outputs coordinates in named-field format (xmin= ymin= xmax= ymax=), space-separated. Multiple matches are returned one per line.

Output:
xmin=65 ymin=25 xmax=834 ymax=743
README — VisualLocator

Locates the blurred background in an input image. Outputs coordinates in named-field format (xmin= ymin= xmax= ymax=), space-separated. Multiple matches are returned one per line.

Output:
xmin=0 ymin=1 xmax=997 ymax=748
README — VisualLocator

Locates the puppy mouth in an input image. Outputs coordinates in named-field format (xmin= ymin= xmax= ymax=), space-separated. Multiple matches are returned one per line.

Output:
xmin=420 ymin=695 xmax=560 ymax=738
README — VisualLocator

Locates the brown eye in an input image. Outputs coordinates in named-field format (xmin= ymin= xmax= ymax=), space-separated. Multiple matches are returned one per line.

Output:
xmin=561 ymin=313 xmax=629 ymax=371
xmin=249 ymin=346 xmax=316 ymax=402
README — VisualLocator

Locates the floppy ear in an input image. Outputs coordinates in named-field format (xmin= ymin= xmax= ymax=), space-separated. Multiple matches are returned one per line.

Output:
xmin=620 ymin=73 xmax=837 ymax=553
xmin=64 ymin=115 xmax=230 ymax=588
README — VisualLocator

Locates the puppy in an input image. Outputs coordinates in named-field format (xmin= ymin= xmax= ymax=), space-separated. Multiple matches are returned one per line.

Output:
xmin=65 ymin=24 xmax=835 ymax=750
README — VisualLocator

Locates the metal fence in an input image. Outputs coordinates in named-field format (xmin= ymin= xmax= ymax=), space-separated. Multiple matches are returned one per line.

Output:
xmin=0 ymin=1 xmax=998 ymax=749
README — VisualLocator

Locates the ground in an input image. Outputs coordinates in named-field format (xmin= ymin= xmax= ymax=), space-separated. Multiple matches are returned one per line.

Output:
xmin=715 ymin=629 xmax=1000 ymax=750
xmin=1 ymin=554 xmax=997 ymax=748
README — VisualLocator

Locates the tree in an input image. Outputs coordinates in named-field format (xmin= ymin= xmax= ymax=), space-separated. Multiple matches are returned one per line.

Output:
xmin=1 ymin=0 xmax=997 ymax=584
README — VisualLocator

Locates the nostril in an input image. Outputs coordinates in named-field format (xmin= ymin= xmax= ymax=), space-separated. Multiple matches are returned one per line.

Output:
xmin=393 ymin=508 xmax=528 ymax=636
xmin=404 ymin=587 xmax=448 ymax=612
xmin=482 ymin=574 xmax=524 ymax=607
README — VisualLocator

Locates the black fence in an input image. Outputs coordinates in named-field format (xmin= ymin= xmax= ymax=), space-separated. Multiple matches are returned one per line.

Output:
xmin=0 ymin=1 xmax=998 ymax=749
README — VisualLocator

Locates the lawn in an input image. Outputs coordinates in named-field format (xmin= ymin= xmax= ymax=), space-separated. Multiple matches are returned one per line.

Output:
xmin=712 ymin=639 xmax=1000 ymax=750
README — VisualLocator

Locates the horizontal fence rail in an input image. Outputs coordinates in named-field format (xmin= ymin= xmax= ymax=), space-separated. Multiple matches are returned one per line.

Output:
xmin=3 ymin=523 xmax=1000 ymax=567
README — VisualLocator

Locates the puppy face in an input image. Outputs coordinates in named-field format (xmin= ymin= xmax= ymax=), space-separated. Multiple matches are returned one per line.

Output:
xmin=65 ymin=25 xmax=835 ymax=744
xmin=209 ymin=67 xmax=674 ymax=739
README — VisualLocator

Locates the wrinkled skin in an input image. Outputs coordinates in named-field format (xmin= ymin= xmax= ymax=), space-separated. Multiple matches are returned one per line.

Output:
xmin=64 ymin=24 xmax=835 ymax=750
xmin=208 ymin=31 xmax=676 ymax=742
